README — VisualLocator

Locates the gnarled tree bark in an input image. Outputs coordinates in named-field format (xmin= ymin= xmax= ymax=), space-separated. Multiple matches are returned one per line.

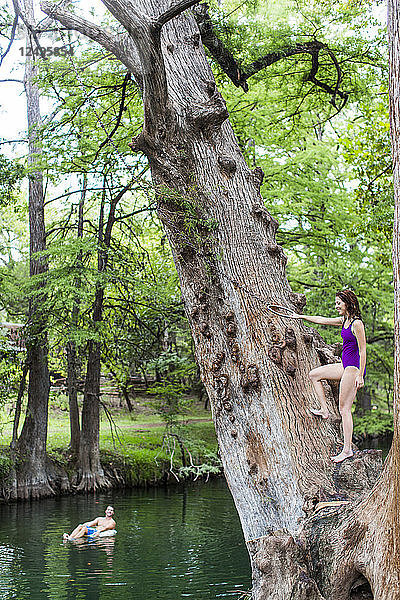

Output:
xmin=41 ymin=0 xmax=399 ymax=597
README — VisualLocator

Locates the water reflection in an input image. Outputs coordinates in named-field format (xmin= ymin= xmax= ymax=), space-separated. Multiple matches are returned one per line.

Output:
xmin=66 ymin=536 xmax=115 ymax=570
xmin=0 ymin=480 xmax=251 ymax=600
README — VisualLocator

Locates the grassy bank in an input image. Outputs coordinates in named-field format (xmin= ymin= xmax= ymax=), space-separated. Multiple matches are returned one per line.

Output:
xmin=0 ymin=398 xmax=221 ymax=489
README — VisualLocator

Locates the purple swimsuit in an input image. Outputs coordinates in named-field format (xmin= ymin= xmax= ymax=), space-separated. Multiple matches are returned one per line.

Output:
xmin=341 ymin=319 xmax=365 ymax=374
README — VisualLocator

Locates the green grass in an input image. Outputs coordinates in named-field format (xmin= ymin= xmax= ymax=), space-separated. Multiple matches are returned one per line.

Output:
xmin=0 ymin=399 xmax=220 ymax=488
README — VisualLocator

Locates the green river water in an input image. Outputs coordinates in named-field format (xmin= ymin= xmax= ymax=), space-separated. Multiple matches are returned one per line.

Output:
xmin=0 ymin=479 xmax=251 ymax=600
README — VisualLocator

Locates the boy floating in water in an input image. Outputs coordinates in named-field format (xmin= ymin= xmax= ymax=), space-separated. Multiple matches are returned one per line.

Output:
xmin=63 ymin=506 xmax=116 ymax=540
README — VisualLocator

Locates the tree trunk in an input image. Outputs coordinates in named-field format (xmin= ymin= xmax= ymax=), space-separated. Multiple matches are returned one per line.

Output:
xmin=355 ymin=386 xmax=372 ymax=415
xmin=74 ymin=338 xmax=108 ymax=491
xmin=9 ymin=0 xmax=65 ymax=500
xmin=11 ymin=357 xmax=29 ymax=449
xmin=66 ymin=341 xmax=81 ymax=456
xmin=74 ymin=177 xmax=129 ymax=490
xmin=74 ymin=183 xmax=107 ymax=491
xmin=66 ymin=173 xmax=87 ymax=456
xmin=121 ymin=382 xmax=134 ymax=412
xmin=42 ymin=0 xmax=400 ymax=595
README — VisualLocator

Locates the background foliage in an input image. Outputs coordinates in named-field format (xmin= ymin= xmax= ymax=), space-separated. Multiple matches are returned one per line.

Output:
xmin=0 ymin=0 xmax=393 ymax=440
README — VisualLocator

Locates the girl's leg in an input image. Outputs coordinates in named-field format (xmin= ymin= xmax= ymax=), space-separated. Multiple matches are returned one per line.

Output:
xmin=331 ymin=366 xmax=358 ymax=463
xmin=309 ymin=363 xmax=344 ymax=418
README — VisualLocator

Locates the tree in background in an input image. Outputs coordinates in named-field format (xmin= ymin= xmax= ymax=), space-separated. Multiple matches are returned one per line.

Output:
xmin=8 ymin=0 xmax=57 ymax=500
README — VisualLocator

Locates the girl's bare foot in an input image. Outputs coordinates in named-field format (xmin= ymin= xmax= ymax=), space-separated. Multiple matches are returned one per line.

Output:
xmin=331 ymin=449 xmax=353 ymax=463
xmin=310 ymin=408 xmax=329 ymax=419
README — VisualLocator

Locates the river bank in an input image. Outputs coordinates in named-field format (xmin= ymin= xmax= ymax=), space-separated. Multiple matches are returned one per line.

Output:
xmin=0 ymin=396 xmax=393 ymax=501
xmin=0 ymin=404 xmax=221 ymax=501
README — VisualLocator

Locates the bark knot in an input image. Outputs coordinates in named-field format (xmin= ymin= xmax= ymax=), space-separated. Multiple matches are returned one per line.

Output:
xmin=268 ymin=345 xmax=283 ymax=364
xmin=205 ymin=80 xmax=216 ymax=97
xmin=129 ymin=132 xmax=147 ymax=153
xmin=266 ymin=244 xmax=287 ymax=266
xmin=271 ymin=331 xmax=282 ymax=343
xmin=198 ymin=290 xmax=209 ymax=306
xmin=199 ymin=322 xmax=211 ymax=338
xmin=189 ymin=96 xmax=229 ymax=136
xmin=290 ymin=291 xmax=307 ymax=311
xmin=225 ymin=311 xmax=237 ymax=337
xmin=213 ymin=373 xmax=230 ymax=401
xmin=286 ymin=364 xmax=296 ymax=377
xmin=230 ymin=343 xmax=240 ymax=363
xmin=212 ymin=351 xmax=225 ymax=372
xmin=241 ymin=364 xmax=261 ymax=393
xmin=217 ymin=155 xmax=237 ymax=177
xmin=251 ymin=204 xmax=279 ymax=234
xmin=226 ymin=322 xmax=237 ymax=336
xmin=285 ymin=327 xmax=297 ymax=350
xmin=316 ymin=346 xmax=337 ymax=365
xmin=252 ymin=166 xmax=265 ymax=187
xmin=303 ymin=332 xmax=313 ymax=344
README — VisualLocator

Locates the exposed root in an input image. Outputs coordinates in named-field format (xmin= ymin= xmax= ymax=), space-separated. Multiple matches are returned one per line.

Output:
xmin=248 ymin=532 xmax=325 ymax=600
xmin=3 ymin=458 xmax=70 ymax=501
xmin=72 ymin=469 xmax=113 ymax=493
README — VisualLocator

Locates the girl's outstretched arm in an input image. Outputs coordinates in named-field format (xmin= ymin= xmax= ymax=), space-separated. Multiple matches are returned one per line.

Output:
xmin=292 ymin=314 xmax=343 ymax=326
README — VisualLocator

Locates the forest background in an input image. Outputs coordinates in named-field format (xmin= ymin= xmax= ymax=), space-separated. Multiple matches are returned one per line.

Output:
xmin=0 ymin=0 xmax=394 ymax=477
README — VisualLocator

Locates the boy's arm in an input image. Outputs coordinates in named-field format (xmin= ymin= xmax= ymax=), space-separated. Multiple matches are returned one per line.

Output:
xmin=85 ymin=517 xmax=100 ymax=527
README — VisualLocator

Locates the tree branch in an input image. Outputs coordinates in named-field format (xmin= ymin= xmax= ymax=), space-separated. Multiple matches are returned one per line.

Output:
xmin=100 ymin=0 xmax=151 ymax=39
xmin=100 ymin=0 xmax=171 ymax=135
xmin=94 ymin=72 xmax=131 ymax=161
xmin=0 ymin=6 xmax=18 ymax=68
xmin=193 ymin=3 xmax=247 ymax=91
xmin=13 ymin=0 xmax=44 ymax=59
xmin=155 ymin=0 xmax=202 ymax=29
xmin=243 ymin=42 xmax=321 ymax=80
xmin=193 ymin=3 xmax=348 ymax=108
xmin=305 ymin=46 xmax=348 ymax=109
xmin=365 ymin=165 xmax=393 ymax=193
xmin=367 ymin=334 xmax=394 ymax=344
xmin=36 ymin=0 xmax=71 ymax=31
xmin=0 ymin=139 xmax=27 ymax=145
xmin=40 ymin=1 xmax=142 ymax=80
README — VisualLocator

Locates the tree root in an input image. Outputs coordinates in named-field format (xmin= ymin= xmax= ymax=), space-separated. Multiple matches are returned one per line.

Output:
xmin=72 ymin=468 xmax=113 ymax=493
xmin=248 ymin=532 xmax=325 ymax=600
xmin=2 ymin=458 xmax=70 ymax=501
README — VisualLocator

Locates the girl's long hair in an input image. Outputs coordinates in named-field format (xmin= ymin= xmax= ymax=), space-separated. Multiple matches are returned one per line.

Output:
xmin=336 ymin=289 xmax=362 ymax=320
